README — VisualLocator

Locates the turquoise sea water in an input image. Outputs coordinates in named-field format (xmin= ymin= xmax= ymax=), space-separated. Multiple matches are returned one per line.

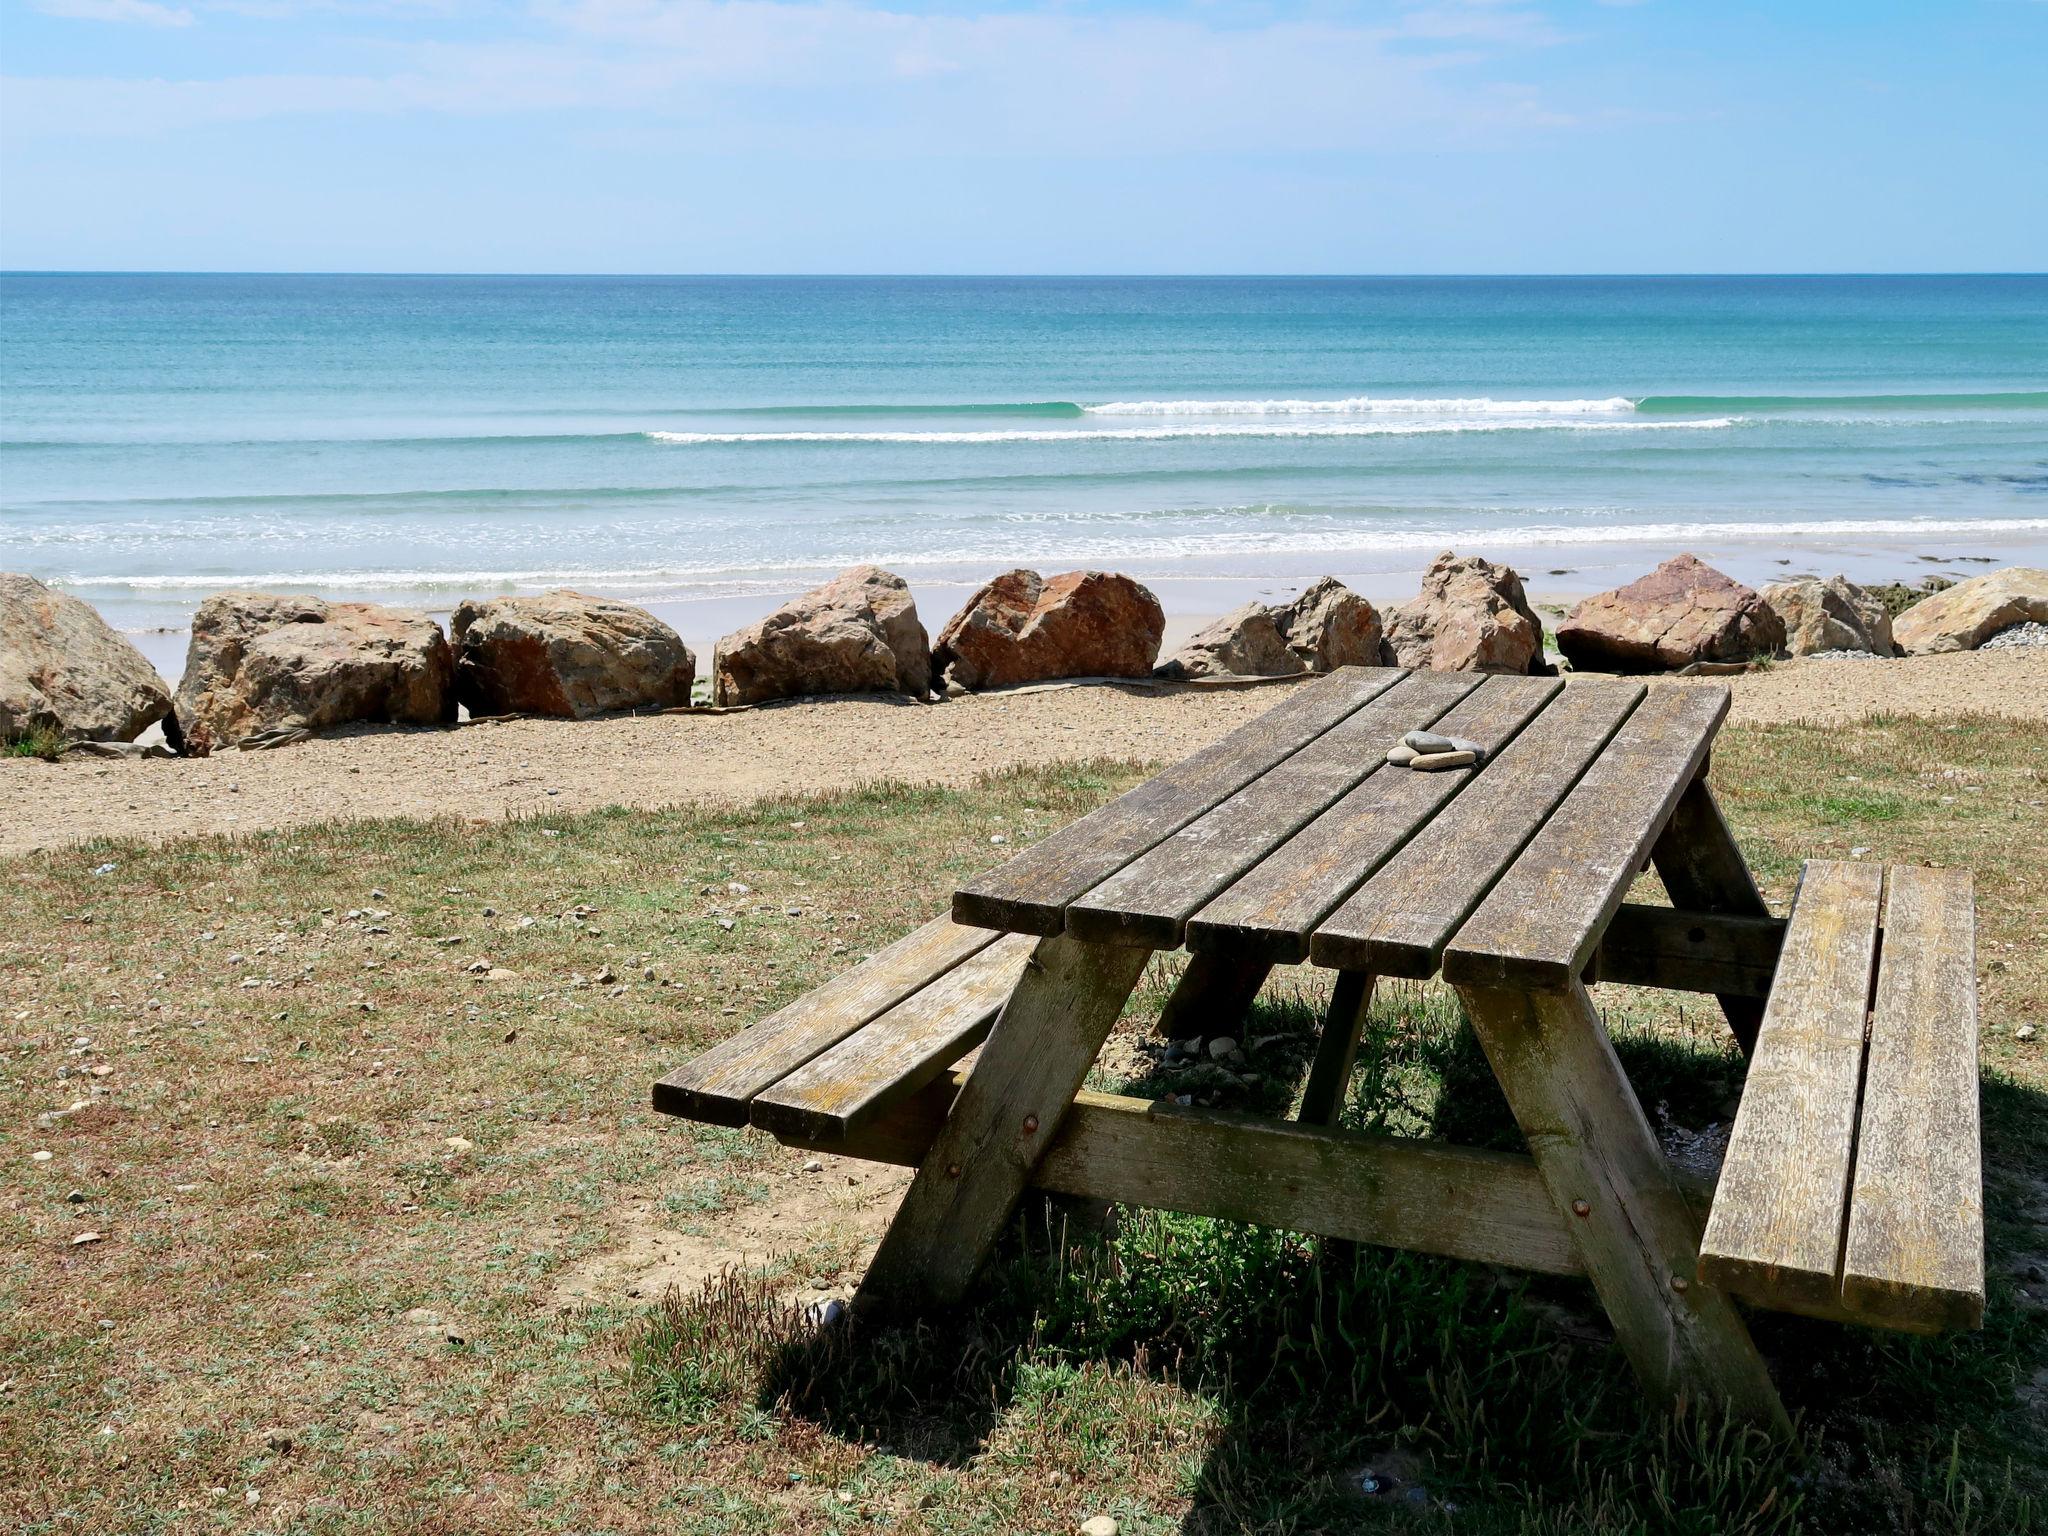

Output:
xmin=4 ymin=274 xmax=2046 ymax=632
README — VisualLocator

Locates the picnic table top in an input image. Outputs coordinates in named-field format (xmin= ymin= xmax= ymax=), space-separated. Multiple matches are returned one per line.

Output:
xmin=952 ymin=665 xmax=1732 ymax=990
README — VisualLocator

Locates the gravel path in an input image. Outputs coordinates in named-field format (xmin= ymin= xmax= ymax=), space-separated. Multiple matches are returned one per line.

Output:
xmin=6 ymin=648 xmax=2043 ymax=858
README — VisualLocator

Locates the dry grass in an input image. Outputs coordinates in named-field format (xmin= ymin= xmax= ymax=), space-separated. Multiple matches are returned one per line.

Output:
xmin=4 ymin=718 xmax=2044 ymax=1534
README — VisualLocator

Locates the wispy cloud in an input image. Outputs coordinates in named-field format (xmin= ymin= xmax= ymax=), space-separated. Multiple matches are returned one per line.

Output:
xmin=34 ymin=0 xmax=195 ymax=24
xmin=5 ymin=0 xmax=1578 ymax=150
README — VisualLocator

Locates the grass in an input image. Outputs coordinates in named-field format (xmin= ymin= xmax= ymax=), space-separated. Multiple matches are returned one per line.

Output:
xmin=4 ymin=724 xmax=67 ymax=761
xmin=4 ymin=717 xmax=2045 ymax=1533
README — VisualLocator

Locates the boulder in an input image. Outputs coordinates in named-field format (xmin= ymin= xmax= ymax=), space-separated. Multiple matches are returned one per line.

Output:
xmin=1273 ymin=576 xmax=1384 ymax=672
xmin=1557 ymin=555 xmax=1783 ymax=673
xmin=711 ymin=565 xmax=929 ymax=707
xmin=452 ymin=590 xmax=695 ymax=718
xmin=173 ymin=592 xmax=454 ymax=755
xmin=1382 ymin=552 xmax=1546 ymax=675
xmin=934 ymin=570 xmax=1164 ymax=690
xmin=1760 ymin=575 xmax=1895 ymax=657
xmin=1157 ymin=603 xmax=1303 ymax=681
xmin=1 ymin=573 xmax=173 ymax=745
xmin=1891 ymin=566 xmax=2048 ymax=654
xmin=1156 ymin=577 xmax=1383 ymax=680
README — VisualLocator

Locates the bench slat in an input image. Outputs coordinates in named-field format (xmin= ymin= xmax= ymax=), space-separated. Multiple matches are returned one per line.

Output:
xmin=1439 ymin=684 xmax=1728 ymax=990
xmin=1063 ymin=671 xmax=1481 ymax=948
xmin=1841 ymin=866 xmax=1984 ymax=1331
xmin=951 ymin=666 xmax=1406 ymax=934
xmin=1185 ymin=674 xmax=1562 ymax=964
xmin=651 ymin=916 xmax=1000 ymax=1125
xmin=1308 ymin=679 xmax=1644 ymax=977
xmin=750 ymin=932 xmax=1039 ymax=1142
xmin=1698 ymin=861 xmax=1883 ymax=1312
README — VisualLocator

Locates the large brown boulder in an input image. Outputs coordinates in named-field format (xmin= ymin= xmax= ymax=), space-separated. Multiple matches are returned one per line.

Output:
xmin=1382 ymin=552 xmax=1545 ymax=674
xmin=173 ymin=593 xmax=454 ymax=754
xmin=1761 ymin=575 xmax=1895 ymax=657
xmin=1557 ymin=555 xmax=1783 ymax=673
xmin=934 ymin=570 xmax=1164 ymax=690
xmin=1891 ymin=566 xmax=2048 ymax=654
xmin=1157 ymin=576 xmax=1382 ymax=680
xmin=1157 ymin=603 xmax=1301 ymax=681
xmin=452 ymin=591 xmax=695 ymax=718
xmin=1 ymin=573 xmax=173 ymax=745
xmin=712 ymin=565 xmax=929 ymax=707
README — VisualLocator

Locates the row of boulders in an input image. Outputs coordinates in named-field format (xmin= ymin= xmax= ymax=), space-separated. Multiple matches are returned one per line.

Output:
xmin=5 ymin=560 xmax=2044 ymax=755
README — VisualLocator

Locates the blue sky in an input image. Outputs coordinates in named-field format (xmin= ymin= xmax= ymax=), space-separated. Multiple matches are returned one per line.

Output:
xmin=2 ymin=0 xmax=2042 ymax=273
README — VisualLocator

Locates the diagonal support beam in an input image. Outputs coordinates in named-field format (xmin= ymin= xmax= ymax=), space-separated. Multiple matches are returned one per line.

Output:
xmin=1650 ymin=776 xmax=1773 ymax=1055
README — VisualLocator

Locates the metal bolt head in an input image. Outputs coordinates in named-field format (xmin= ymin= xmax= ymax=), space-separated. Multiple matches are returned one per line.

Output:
xmin=1669 ymin=1274 xmax=1689 ymax=1293
xmin=946 ymin=1163 xmax=962 ymax=1179
xmin=1571 ymin=1199 xmax=1591 ymax=1218
xmin=1021 ymin=1114 xmax=1040 ymax=1135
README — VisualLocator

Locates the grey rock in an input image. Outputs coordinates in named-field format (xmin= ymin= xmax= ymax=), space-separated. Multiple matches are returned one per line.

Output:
xmin=2 ymin=573 xmax=174 ymax=745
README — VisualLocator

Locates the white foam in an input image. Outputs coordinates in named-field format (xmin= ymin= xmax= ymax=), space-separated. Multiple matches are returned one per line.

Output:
xmin=645 ymin=418 xmax=1728 ymax=445
xmin=1083 ymin=395 xmax=1640 ymax=416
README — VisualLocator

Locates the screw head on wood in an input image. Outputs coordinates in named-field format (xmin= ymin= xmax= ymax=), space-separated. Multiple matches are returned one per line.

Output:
xmin=1571 ymin=1200 xmax=1591 ymax=1218
xmin=1669 ymin=1274 xmax=1689 ymax=1293
xmin=1021 ymin=1114 xmax=1040 ymax=1135
xmin=946 ymin=1163 xmax=962 ymax=1179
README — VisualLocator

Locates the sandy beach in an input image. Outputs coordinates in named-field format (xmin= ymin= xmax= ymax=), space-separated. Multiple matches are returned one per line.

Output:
xmin=7 ymin=647 xmax=2043 ymax=858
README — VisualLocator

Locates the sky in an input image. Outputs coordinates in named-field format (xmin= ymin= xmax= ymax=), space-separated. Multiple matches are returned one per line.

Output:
xmin=1 ymin=0 xmax=2043 ymax=274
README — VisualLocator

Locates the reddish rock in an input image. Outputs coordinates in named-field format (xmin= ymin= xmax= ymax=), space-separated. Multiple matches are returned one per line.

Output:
xmin=1382 ymin=552 xmax=1546 ymax=674
xmin=1558 ymin=554 xmax=1784 ymax=673
xmin=173 ymin=592 xmax=454 ymax=754
xmin=934 ymin=570 xmax=1165 ymax=690
xmin=1157 ymin=603 xmax=1301 ymax=681
xmin=452 ymin=591 xmax=695 ymax=718
xmin=1 ymin=573 xmax=173 ymax=745
xmin=711 ymin=565 xmax=929 ymax=707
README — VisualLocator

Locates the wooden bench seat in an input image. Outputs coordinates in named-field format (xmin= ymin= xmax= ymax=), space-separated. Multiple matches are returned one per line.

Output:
xmin=652 ymin=916 xmax=1035 ymax=1137
xmin=1699 ymin=861 xmax=1983 ymax=1334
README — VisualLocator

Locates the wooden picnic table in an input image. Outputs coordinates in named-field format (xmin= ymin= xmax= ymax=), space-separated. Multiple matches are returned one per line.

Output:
xmin=658 ymin=663 xmax=1983 ymax=1431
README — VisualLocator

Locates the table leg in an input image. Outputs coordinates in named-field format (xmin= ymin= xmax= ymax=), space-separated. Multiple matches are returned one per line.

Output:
xmin=857 ymin=932 xmax=1152 ymax=1312
xmin=1155 ymin=952 xmax=1272 ymax=1040
xmin=1453 ymin=979 xmax=1787 ymax=1430
xmin=1298 ymin=969 xmax=1373 ymax=1127
xmin=1651 ymin=776 xmax=1771 ymax=1056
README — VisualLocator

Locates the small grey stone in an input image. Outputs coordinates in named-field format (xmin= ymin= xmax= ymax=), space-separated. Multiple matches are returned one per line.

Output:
xmin=1206 ymin=1036 xmax=1239 ymax=1061
xmin=1385 ymin=744 xmax=1417 ymax=765
xmin=1409 ymin=750 xmax=1477 ymax=771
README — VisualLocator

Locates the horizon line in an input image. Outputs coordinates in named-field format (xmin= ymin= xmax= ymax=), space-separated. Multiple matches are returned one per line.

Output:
xmin=5 ymin=269 xmax=2046 ymax=282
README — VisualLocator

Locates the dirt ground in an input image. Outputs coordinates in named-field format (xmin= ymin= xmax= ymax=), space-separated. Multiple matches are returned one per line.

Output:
xmin=4 ymin=648 xmax=2043 ymax=857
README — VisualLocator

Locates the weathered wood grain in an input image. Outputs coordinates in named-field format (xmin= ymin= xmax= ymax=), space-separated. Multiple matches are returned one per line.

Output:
xmin=749 ymin=932 xmax=1038 ymax=1142
xmin=1065 ymin=671 xmax=1480 ymax=947
xmin=1593 ymin=904 xmax=1786 ymax=999
xmin=1297 ymin=970 xmax=1374 ymax=1126
xmin=1442 ymin=685 xmax=1730 ymax=991
xmin=1185 ymin=675 xmax=1563 ymax=964
xmin=951 ymin=666 xmax=1406 ymax=935
xmin=790 ymin=1071 xmax=1584 ymax=1278
xmin=856 ymin=933 xmax=1152 ymax=1311
xmin=1651 ymin=777 xmax=1775 ymax=1053
xmin=1697 ymin=861 xmax=1883 ymax=1313
xmin=1455 ymin=979 xmax=1787 ymax=1428
xmin=1154 ymin=952 xmax=1272 ymax=1040
xmin=1841 ymin=865 xmax=1984 ymax=1332
xmin=651 ymin=916 xmax=1000 ymax=1125
xmin=1309 ymin=679 xmax=1645 ymax=977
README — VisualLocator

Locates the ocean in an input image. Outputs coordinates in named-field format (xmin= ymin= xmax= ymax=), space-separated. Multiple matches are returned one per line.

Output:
xmin=4 ymin=273 xmax=2046 ymax=667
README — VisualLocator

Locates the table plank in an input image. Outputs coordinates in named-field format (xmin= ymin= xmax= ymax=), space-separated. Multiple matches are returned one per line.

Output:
xmin=953 ymin=666 xmax=1408 ymax=935
xmin=1698 ymin=861 xmax=1883 ymax=1313
xmin=750 ymin=932 xmax=1039 ymax=1142
xmin=1064 ymin=671 xmax=1480 ymax=947
xmin=1309 ymin=679 xmax=1645 ymax=977
xmin=1841 ymin=865 xmax=1984 ymax=1331
xmin=651 ymin=916 xmax=1001 ymax=1125
xmin=1440 ymin=684 xmax=1730 ymax=991
xmin=1188 ymin=674 xmax=1563 ymax=964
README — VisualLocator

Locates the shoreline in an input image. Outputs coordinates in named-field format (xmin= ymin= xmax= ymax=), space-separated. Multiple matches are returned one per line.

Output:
xmin=89 ymin=526 xmax=2048 ymax=688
